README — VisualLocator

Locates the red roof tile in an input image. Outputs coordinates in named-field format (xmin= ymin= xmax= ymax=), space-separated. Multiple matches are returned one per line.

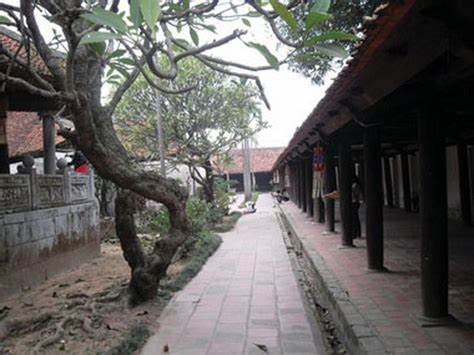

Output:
xmin=216 ymin=147 xmax=284 ymax=174
xmin=0 ymin=27 xmax=52 ymax=77
xmin=6 ymin=111 xmax=64 ymax=158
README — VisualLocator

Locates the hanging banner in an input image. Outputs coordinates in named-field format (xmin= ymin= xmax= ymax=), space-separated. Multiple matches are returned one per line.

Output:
xmin=313 ymin=146 xmax=324 ymax=172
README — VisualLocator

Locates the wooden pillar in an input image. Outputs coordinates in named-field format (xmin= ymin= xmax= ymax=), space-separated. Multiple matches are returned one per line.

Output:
xmin=290 ymin=162 xmax=296 ymax=202
xmin=364 ymin=127 xmax=384 ymax=270
xmin=457 ymin=142 xmax=472 ymax=226
xmin=324 ymin=146 xmax=336 ymax=232
xmin=306 ymin=158 xmax=314 ymax=217
xmin=0 ymin=95 xmax=9 ymax=174
xmin=418 ymin=109 xmax=448 ymax=319
xmin=401 ymin=152 xmax=412 ymax=212
xmin=338 ymin=141 xmax=354 ymax=247
xmin=315 ymin=196 xmax=325 ymax=223
xmin=300 ymin=160 xmax=305 ymax=208
xmin=301 ymin=159 xmax=308 ymax=213
xmin=42 ymin=113 xmax=56 ymax=175
xmin=383 ymin=157 xmax=394 ymax=208
xmin=295 ymin=161 xmax=300 ymax=206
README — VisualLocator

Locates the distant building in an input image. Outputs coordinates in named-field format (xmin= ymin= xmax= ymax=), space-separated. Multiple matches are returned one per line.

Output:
xmin=215 ymin=147 xmax=284 ymax=192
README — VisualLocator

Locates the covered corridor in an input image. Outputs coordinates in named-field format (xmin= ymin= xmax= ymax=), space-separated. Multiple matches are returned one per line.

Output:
xmin=273 ymin=0 xmax=474 ymax=332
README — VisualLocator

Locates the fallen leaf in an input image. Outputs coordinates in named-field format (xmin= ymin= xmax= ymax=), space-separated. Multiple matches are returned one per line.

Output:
xmin=254 ymin=343 xmax=268 ymax=353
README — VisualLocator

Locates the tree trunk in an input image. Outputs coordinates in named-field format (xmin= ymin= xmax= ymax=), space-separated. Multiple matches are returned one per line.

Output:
xmin=69 ymin=47 xmax=191 ymax=305
xmin=115 ymin=189 xmax=188 ymax=305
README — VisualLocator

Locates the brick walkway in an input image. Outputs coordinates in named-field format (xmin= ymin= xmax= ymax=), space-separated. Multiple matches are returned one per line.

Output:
xmin=280 ymin=201 xmax=474 ymax=354
xmin=142 ymin=194 xmax=324 ymax=355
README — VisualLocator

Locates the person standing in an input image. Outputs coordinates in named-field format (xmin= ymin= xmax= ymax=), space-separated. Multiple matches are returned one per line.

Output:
xmin=68 ymin=150 xmax=89 ymax=173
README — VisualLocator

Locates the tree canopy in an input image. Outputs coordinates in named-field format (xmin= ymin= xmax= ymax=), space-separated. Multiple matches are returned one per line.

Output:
xmin=279 ymin=0 xmax=385 ymax=84
xmin=114 ymin=58 xmax=266 ymax=203
xmin=114 ymin=58 xmax=265 ymax=164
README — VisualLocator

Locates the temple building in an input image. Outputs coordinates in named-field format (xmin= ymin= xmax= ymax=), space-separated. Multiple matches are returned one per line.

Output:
xmin=273 ymin=0 xmax=474 ymax=353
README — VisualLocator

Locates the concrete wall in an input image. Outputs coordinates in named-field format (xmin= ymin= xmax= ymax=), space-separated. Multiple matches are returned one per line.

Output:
xmin=0 ymin=201 xmax=100 ymax=300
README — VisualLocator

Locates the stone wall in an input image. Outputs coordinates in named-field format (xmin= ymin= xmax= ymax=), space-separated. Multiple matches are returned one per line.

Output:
xmin=0 ymin=201 xmax=100 ymax=300
xmin=0 ymin=170 xmax=100 ymax=300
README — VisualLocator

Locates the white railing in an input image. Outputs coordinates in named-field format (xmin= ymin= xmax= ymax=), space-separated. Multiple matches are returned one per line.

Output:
xmin=0 ymin=169 xmax=94 ymax=214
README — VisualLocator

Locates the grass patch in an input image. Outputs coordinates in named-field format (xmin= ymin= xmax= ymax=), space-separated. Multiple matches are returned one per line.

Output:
xmin=212 ymin=211 xmax=242 ymax=233
xmin=163 ymin=232 xmax=222 ymax=292
xmin=107 ymin=323 xmax=151 ymax=355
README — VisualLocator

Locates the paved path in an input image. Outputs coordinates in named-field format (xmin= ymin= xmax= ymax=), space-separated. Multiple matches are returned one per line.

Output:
xmin=142 ymin=194 xmax=324 ymax=355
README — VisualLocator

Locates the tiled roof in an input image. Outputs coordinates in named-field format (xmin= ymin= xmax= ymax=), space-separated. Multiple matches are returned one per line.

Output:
xmin=0 ymin=27 xmax=52 ymax=77
xmin=273 ymin=0 xmax=416 ymax=169
xmin=6 ymin=111 xmax=64 ymax=158
xmin=216 ymin=147 xmax=284 ymax=174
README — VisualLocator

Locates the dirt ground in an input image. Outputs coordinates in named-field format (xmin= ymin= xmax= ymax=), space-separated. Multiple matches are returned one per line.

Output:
xmin=0 ymin=244 xmax=168 ymax=354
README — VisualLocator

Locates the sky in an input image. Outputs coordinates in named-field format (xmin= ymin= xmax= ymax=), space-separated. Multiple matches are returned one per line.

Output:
xmin=4 ymin=0 xmax=335 ymax=148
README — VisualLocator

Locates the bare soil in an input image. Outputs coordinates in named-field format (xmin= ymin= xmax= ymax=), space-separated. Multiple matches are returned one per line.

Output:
xmin=0 ymin=244 xmax=167 ymax=355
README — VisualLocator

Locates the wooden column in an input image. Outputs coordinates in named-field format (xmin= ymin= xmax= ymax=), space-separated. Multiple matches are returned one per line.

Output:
xmin=418 ymin=109 xmax=448 ymax=320
xmin=315 ymin=196 xmax=325 ymax=223
xmin=298 ymin=160 xmax=304 ymax=209
xmin=306 ymin=158 xmax=314 ymax=217
xmin=42 ymin=113 xmax=56 ymax=175
xmin=301 ymin=158 xmax=308 ymax=213
xmin=324 ymin=146 xmax=336 ymax=232
xmin=383 ymin=157 xmax=394 ymax=208
xmin=338 ymin=141 xmax=354 ymax=247
xmin=295 ymin=161 xmax=301 ymax=207
xmin=457 ymin=142 xmax=472 ymax=226
xmin=0 ymin=95 xmax=9 ymax=174
xmin=290 ymin=162 xmax=296 ymax=202
xmin=364 ymin=127 xmax=384 ymax=270
xmin=401 ymin=152 xmax=412 ymax=212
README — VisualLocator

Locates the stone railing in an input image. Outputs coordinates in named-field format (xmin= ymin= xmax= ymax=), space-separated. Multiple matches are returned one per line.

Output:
xmin=0 ymin=169 xmax=94 ymax=214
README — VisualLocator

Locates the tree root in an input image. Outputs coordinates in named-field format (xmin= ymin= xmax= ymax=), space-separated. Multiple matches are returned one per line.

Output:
xmin=33 ymin=316 xmax=73 ymax=354
xmin=96 ymin=292 xmax=121 ymax=303
xmin=0 ymin=312 xmax=56 ymax=340
xmin=32 ymin=315 xmax=94 ymax=354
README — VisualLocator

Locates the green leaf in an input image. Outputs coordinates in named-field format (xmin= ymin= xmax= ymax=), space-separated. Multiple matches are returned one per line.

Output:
xmin=107 ymin=49 xmax=126 ymax=59
xmin=81 ymin=7 xmax=128 ymax=33
xmin=140 ymin=0 xmax=160 ymax=30
xmin=80 ymin=31 xmax=120 ymax=44
xmin=117 ymin=57 xmax=135 ymax=65
xmin=248 ymin=42 xmax=279 ymax=70
xmin=269 ymin=0 xmax=298 ymax=31
xmin=304 ymin=31 xmax=359 ymax=46
xmin=294 ymin=52 xmax=321 ymax=64
xmin=304 ymin=11 xmax=332 ymax=32
xmin=0 ymin=15 xmax=12 ymax=24
xmin=200 ymin=24 xmax=216 ymax=33
xmin=190 ymin=28 xmax=199 ymax=46
xmin=311 ymin=0 xmax=331 ymax=13
xmin=242 ymin=18 xmax=251 ymax=27
xmin=130 ymin=0 xmax=143 ymax=27
xmin=183 ymin=0 xmax=190 ymax=9
xmin=314 ymin=43 xmax=349 ymax=58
